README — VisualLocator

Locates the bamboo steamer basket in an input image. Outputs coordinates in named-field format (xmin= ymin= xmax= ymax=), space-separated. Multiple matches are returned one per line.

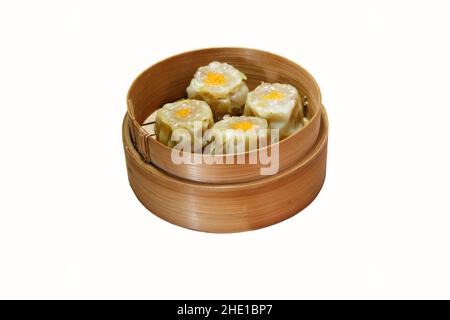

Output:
xmin=123 ymin=48 xmax=329 ymax=233
xmin=127 ymin=48 xmax=322 ymax=184
xmin=123 ymin=109 xmax=327 ymax=233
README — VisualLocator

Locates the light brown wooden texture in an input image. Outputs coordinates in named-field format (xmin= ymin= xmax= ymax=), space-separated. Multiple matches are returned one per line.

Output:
xmin=122 ymin=107 xmax=328 ymax=233
xmin=127 ymin=48 xmax=322 ymax=183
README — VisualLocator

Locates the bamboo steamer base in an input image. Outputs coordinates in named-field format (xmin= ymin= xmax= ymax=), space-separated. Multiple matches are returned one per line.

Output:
xmin=123 ymin=107 xmax=328 ymax=233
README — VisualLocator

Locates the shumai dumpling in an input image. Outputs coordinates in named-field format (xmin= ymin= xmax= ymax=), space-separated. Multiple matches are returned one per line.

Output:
xmin=187 ymin=61 xmax=248 ymax=121
xmin=244 ymin=83 xmax=304 ymax=139
xmin=155 ymin=99 xmax=213 ymax=151
xmin=205 ymin=116 xmax=268 ymax=154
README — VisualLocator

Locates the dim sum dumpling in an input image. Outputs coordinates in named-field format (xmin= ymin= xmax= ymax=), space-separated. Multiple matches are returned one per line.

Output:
xmin=155 ymin=99 xmax=214 ymax=150
xmin=205 ymin=116 xmax=268 ymax=154
xmin=187 ymin=62 xmax=248 ymax=121
xmin=244 ymin=83 xmax=304 ymax=139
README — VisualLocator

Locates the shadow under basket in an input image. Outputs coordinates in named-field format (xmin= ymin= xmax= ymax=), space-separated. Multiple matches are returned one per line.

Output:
xmin=123 ymin=48 xmax=329 ymax=233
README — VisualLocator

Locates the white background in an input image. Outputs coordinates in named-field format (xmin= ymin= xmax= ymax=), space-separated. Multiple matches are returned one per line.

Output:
xmin=1 ymin=0 xmax=449 ymax=299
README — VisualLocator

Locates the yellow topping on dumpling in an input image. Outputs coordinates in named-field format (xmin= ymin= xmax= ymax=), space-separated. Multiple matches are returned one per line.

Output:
xmin=175 ymin=107 xmax=192 ymax=118
xmin=231 ymin=121 xmax=254 ymax=131
xmin=205 ymin=72 xmax=226 ymax=86
xmin=263 ymin=91 xmax=284 ymax=101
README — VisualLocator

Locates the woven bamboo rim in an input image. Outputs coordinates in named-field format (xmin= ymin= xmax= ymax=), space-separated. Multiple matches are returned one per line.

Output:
xmin=122 ymin=106 xmax=328 ymax=233
xmin=127 ymin=48 xmax=323 ymax=183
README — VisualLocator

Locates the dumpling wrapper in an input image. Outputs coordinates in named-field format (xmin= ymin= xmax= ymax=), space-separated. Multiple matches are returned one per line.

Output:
xmin=155 ymin=99 xmax=214 ymax=151
xmin=205 ymin=116 xmax=268 ymax=154
xmin=187 ymin=61 xmax=249 ymax=121
xmin=244 ymin=83 xmax=304 ymax=139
